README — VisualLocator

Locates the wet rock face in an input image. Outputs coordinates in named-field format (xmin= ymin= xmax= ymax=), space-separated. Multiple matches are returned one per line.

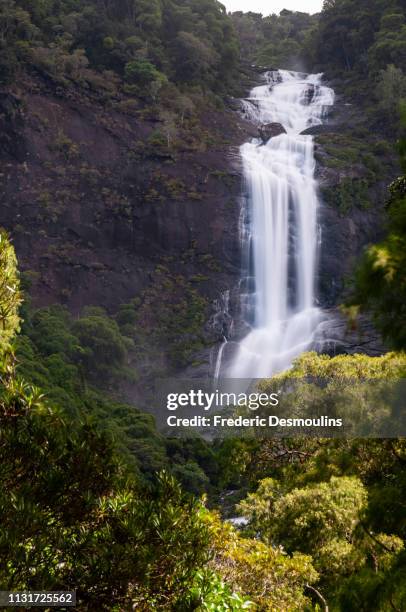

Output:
xmin=301 ymin=83 xmax=318 ymax=105
xmin=316 ymin=203 xmax=384 ymax=307
xmin=314 ymin=93 xmax=397 ymax=307
xmin=317 ymin=309 xmax=387 ymax=357
xmin=0 ymin=74 xmax=255 ymax=318
xmin=267 ymin=70 xmax=283 ymax=85
xmin=258 ymin=122 xmax=287 ymax=143
xmin=300 ymin=123 xmax=338 ymax=136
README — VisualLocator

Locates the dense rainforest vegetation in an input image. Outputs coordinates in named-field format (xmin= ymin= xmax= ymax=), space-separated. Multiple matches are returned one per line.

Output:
xmin=232 ymin=0 xmax=406 ymax=130
xmin=231 ymin=9 xmax=318 ymax=72
xmin=1 ymin=0 xmax=406 ymax=610
xmin=1 ymin=0 xmax=240 ymax=99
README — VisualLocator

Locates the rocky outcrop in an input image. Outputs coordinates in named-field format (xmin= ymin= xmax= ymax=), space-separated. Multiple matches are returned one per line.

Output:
xmin=316 ymin=310 xmax=387 ymax=357
xmin=0 ymin=74 xmax=255 ymax=321
xmin=250 ymin=64 xmax=278 ymax=74
xmin=259 ymin=122 xmax=287 ymax=143
xmin=300 ymin=123 xmax=339 ymax=136
xmin=313 ymin=93 xmax=398 ymax=307
xmin=301 ymin=83 xmax=317 ymax=105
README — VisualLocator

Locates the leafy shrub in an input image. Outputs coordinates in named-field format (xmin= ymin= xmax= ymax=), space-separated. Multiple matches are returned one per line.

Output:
xmin=0 ymin=230 xmax=21 ymax=350
xmin=206 ymin=511 xmax=317 ymax=611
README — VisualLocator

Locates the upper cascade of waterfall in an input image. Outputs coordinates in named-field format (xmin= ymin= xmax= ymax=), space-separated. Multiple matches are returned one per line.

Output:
xmin=242 ymin=69 xmax=335 ymax=134
xmin=225 ymin=69 xmax=335 ymax=378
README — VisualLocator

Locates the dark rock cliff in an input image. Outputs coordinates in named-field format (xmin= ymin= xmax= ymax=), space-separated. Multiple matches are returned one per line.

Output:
xmin=0 ymin=74 xmax=253 ymax=317
xmin=314 ymin=87 xmax=398 ymax=309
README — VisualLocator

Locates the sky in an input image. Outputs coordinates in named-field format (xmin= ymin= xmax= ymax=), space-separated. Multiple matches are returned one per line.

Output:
xmin=221 ymin=0 xmax=323 ymax=15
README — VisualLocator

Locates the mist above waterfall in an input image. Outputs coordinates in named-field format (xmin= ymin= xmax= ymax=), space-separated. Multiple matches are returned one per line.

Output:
xmin=227 ymin=70 xmax=334 ymax=378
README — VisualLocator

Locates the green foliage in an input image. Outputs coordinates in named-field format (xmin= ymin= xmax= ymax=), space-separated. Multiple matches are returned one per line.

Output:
xmin=230 ymin=351 xmax=406 ymax=610
xmin=124 ymin=58 xmax=167 ymax=99
xmin=72 ymin=307 xmax=127 ymax=377
xmin=336 ymin=547 xmax=406 ymax=612
xmin=2 ymin=0 xmax=239 ymax=96
xmin=232 ymin=10 xmax=317 ymax=70
xmin=0 ymin=282 xmax=256 ymax=609
xmin=117 ymin=267 xmax=209 ymax=371
xmin=376 ymin=63 xmax=406 ymax=116
xmin=239 ymin=471 xmax=405 ymax=607
xmin=354 ymin=234 xmax=406 ymax=348
xmin=0 ymin=0 xmax=35 ymax=84
xmin=173 ymin=31 xmax=219 ymax=85
xmin=0 ymin=230 xmax=21 ymax=351
xmin=125 ymin=59 xmax=159 ymax=85
xmin=206 ymin=511 xmax=317 ymax=611
xmin=352 ymin=124 xmax=406 ymax=349
xmin=185 ymin=570 xmax=254 ymax=610
xmin=172 ymin=460 xmax=210 ymax=497
xmin=322 ymin=178 xmax=370 ymax=214
xmin=21 ymin=304 xmax=129 ymax=382
xmin=276 ymin=477 xmax=366 ymax=566
xmin=316 ymin=0 xmax=405 ymax=72
xmin=239 ymin=475 xmax=374 ymax=583
xmin=314 ymin=1 xmax=406 ymax=127
xmin=0 ymin=356 xmax=216 ymax=610
xmin=256 ymin=38 xmax=301 ymax=70
xmin=231 ymin=9 xmax=318 ymax=71
xmin=237 ymin=477 xmax=281 ymax=544
xmin=16 ymin=303 xmax=219 ymax=491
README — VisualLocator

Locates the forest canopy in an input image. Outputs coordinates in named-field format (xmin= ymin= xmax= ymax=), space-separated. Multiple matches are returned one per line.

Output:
xmin=0 ymin=0 xmax=239 ymax=96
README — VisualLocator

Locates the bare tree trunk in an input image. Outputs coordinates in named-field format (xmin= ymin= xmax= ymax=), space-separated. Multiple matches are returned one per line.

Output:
xmin=306 ymin=584 xmax=329 ymax=612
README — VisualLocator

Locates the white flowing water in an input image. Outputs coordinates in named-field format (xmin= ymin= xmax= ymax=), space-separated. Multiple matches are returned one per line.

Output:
xmin=228 ymin=70 xmax=334 ymax=378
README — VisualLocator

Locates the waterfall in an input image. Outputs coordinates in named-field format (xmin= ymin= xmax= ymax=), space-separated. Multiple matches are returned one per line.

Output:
xmin=228 ymin=70 xmax=335 ymax=378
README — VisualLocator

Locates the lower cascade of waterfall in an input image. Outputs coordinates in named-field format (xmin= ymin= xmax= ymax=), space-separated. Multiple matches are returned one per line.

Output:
xmin=219 ymin=69 xmax=335 ymax=379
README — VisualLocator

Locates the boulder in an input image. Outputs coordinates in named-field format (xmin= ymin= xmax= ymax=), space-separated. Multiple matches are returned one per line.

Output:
xmin=300 ymin=124 xmax=338 ymax=136
xmin=250 ymin=64 xmax=278 ymax=74
xmin=302 ymin=83 xmax=317 ymax=105
xmin=258 ymin=122 xmax=287 ymax=143
xmin=315 ymin=310 xmax=387 ymax=357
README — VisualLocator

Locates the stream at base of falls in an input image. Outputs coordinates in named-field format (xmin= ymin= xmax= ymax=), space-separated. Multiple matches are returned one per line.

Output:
xmin=219 ymin=69 xmax=335 ymax=379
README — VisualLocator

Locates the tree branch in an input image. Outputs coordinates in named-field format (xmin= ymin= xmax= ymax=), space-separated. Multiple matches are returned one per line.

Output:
xmin=306 ymin=584 xmax=329 ymax=612
xmin=360 ymin=523 xmax=393 ymax=553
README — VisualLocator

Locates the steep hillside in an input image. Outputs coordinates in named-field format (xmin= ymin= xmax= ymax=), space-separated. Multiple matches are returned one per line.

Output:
xmin=1 ymin=72 xmax=259 ymax=380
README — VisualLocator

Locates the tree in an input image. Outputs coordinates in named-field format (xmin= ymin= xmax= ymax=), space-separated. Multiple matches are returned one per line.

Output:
xmin=376 ymin=64 xmax=406 ymax=116
xmin=352 ymin=112 xmax=406 ymax=348
xmin=238 ymin=475 xmax=370 ymax=575
xmin=237 ymin=477 xmax=282 ymax=544
xmin=134 ymin=0 xmax=162 ymax=33
xmin=243 ymin=350 xmax=406 ymax=607
xmin=0 ymin=230 xmax=21 ymax=350
xmin=72 ymin=309 xmax=127 ymax=376
xmin=1 ymin=0 xmax=239 ymax=95
xmin=275 ymin=477 xmax=367 ymax=572
xmin=125 ymin=58 xmax=161 ymax=86
xmin=173 ymin=31 xmax=219 ymax=84
xmin=0 ymin=373 xmax=215 ymax=610
xmin=230 ymin=9 xmax=318 ymax=71
xmin=124 ymin=58 xmax=167 ymax=99
xmin=206 ymin=511 xmax=318 ymax=611
xmin=0 ymin=241 xmax=251 ymax=609
xmin=0 ymin=0 xmax=35 ymax=83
